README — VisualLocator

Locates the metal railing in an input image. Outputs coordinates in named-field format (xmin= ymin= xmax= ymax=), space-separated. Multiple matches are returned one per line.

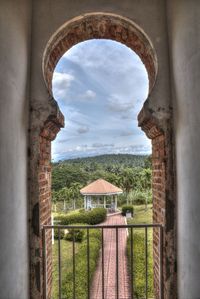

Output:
xmin=42 ymin=223 xmax=163 ymax=299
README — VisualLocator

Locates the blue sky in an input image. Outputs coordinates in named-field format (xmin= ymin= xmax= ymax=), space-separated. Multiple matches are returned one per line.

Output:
xmin=52 ymin=39 xmax=151 ymax=161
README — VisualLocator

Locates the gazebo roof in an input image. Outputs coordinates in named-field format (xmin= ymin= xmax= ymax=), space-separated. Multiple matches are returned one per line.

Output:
xmin=80 ymin=178 xmax=123 ymax=196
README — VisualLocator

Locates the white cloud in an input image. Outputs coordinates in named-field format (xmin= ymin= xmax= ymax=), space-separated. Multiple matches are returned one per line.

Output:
xmin=120 ymin=131 xmax=133 ymax=137
xmin=77 ymin=126 xmax=89 ymax=134
xmin=52 ymin=72 xmax=74 ymax=99
xmin=92 ymin=143 xmax=114 ymax=148
xmin=52 ymin=40 xmax=151 ymax=161
xmin=107 ymin=94 xmax=134 ymax=113
xmin=80 ymin=89 xmax=96 ymax=100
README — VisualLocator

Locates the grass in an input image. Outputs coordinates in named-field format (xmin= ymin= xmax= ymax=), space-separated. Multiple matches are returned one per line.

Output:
xmin=52 ymin=237 xmax=81 ymax=299
xmin=52 ymin=228 xmax=101 ymax=299
xmin=127 ymin=204 xmax=154 ymax=299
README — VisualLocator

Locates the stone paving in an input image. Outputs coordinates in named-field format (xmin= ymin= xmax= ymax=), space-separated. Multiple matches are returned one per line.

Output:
xmin=90 ymin=214 xmax=131 ymax=299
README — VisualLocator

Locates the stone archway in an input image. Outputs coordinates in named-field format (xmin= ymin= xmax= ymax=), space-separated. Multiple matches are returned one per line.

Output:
xmin=30 ymin=12 xmax=176 ymax=299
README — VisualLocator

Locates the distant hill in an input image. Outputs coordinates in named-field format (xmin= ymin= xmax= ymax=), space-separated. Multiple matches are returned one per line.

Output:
xmin=54 ymin=154 xmax=151 ymax=168
xmin=52 ymin=154 xmax=152 ymax=191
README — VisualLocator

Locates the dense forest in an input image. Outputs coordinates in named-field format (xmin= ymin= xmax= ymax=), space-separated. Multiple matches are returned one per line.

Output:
xmin=52 ymin=154 xmax=152 ymax=210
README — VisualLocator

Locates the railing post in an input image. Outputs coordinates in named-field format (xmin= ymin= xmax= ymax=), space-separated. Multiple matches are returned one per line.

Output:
xmin=58 ymin=228 xmax=62 ymax=299
xmin=160 ymin=226 xmax=164 ymax=299
xmin=101 ymin=228 xmax=105 ymax=299
xmin=145 ymin=227 xmax=148 ymax=299
xmin=42 ymin=228 xmax=47 ymax=299
xmin=116 ymin=227 xmax=119 ymax=299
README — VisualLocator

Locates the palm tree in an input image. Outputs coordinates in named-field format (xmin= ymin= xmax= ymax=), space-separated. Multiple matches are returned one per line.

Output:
xmin=118 ymin=168 xmax=136 ymax=205
xmin=57 ymin=187 xmax=70 ymax=211
xmin=69 ymin=182 xmax=83 ymax=210
xmin=140 ymin=168 xmax=152 ymax=210
xmin=52 ymin=190 xmax=59 ymax=212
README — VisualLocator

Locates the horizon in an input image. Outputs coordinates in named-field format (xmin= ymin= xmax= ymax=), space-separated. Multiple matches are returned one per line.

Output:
xmin=52 ymin=152 xmax=150 ymax=163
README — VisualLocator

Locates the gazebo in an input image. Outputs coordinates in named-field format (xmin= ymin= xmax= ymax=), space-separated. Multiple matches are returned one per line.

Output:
xmin=80 ymin=178 xmax=123 ymax=212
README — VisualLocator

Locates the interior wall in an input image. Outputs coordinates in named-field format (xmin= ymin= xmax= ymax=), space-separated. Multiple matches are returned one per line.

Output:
xmin=167 ymin=1 xmax=200 ymax=298
xmin=0 ymin=1 xmax=31 ymax=298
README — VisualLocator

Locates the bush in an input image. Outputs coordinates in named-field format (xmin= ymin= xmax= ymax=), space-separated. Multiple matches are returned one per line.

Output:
xmin=64 ymin=223 xmax=87 ymax=242
xmin=54 ymin=208 xmax=107 ymax=226
xmin=54 ymin=228 xmax=65 ymax=240
xmin=121 ymin=205 xmax=134 ymax=216
xmin=134 ymin=196 xmax=146 ymax=205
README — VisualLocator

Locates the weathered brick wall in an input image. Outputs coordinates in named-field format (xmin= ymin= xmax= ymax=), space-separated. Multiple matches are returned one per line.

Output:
xmin=39 ymin=116 xmax=64 ymax=299
xmin=43 ymin=13 xmax=157 ymax=95
xmin=39 ymin=133 xmax=52 ymax=299
xmin=152 ymin=134 xmax=166 ymax=298
xmin=30 ymin=110 xmax=64 ymax=299
xmin=138 ymin=105 xmax=177 ymax=299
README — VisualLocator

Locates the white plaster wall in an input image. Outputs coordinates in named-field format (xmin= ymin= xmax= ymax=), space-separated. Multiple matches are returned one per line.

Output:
xmin=0 ymin=1 xmax=31 ymax=298
xmin=167 ymin=1 xmax=200 ymax=298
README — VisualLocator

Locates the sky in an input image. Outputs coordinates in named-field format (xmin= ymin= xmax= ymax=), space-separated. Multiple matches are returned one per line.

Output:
xmin=52 ymin=39 xmax=151 ymax=161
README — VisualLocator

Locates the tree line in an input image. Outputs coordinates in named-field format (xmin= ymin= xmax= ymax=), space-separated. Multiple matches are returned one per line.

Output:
xmin=52 ymin=154 xmax=152 ymax=210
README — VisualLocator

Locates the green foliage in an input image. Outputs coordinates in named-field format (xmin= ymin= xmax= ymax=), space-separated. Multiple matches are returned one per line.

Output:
xmin=121 ymin=205 xmax=134 ymax=216
xmin=64 ymin=224 xmax=87 ymax=242
xmin=52 ymin=154 xmax=151 ymax=192
xmin=54 ymin=228 xmax=65 ymax=240
xmin=127 ymin=208 xmax=153 ymax=298
xmin=61 ymin=229 xmax=101 ymax=299
xmin=55 ymin=208 xmax=107 ymax=226
xmin=52 ymin=154 xmax=152 ymax=211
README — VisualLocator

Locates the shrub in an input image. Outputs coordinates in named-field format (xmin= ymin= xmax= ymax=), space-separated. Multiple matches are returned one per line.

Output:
xmin=54 ymin=208 xmax=107 ymax=226
xmin=121 ymin=205 xmax=134 ymax=216
xmin=54 ymin=228 xmax=65 ymax=240
xmin=134 ymin=196 xmax=146 ymax=205
xmin=64 ymin=223 xmax=87 ymax=242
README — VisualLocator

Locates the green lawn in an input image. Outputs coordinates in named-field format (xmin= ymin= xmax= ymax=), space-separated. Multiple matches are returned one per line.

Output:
xmin=52 ymin=206 xmax=153 ymax=299
xmin=127 ymin=204 xmax=154 ymax=299
xmin=52 ymin=238 xmax=81 ymax=299
xmin=52 ymin=228 xmax=101 ymax=299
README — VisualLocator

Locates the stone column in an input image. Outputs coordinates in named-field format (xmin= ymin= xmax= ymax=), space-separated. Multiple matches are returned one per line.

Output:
xmin=167 ymin=1 xmax=200 ymax=297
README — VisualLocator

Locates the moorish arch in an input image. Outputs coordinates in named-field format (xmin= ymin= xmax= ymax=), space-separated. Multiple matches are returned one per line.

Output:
xmin=30 ymin=12 xmax=176 ymax=299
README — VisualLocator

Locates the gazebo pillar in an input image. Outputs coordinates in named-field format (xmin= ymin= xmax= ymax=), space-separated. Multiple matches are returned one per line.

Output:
xmin=115 ymin=195 xmax=118 ymax=211
xmin=84 ymin=196 xmax=86 ymax=210
xmin=103 ymin=196 xmax=106 ymax=209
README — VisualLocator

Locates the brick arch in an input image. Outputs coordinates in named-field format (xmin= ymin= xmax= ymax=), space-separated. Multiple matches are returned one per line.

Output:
xmin=42 ymin=12 xmax=158 ymax=95
xmin=31 ymin=12 xmax=176 ymax=299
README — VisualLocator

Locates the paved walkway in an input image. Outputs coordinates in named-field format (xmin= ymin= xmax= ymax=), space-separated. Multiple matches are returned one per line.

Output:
xmin=90 ymin=214 xmax=131 ymax=299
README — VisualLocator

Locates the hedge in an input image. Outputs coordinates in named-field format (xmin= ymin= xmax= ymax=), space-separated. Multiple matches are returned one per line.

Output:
xmin=64 ymin=223 xmax=87 ymax=242
xmin=61 ymin=228 xmax=101 ymax=299
xmin=121 ymin=205 xmax=134 ymax=217
xmin=54 ymin=208 xmax=107 ymax=225
xmin=54 ymin=228 xmax=65 ymax=240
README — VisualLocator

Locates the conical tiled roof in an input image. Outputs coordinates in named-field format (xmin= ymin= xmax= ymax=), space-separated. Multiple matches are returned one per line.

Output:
xmin=80 ymin=178 xmax=123 ymax=195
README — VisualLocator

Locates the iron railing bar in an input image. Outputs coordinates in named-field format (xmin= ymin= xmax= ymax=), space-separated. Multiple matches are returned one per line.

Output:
xmin=102 ymin=228 xmax=105 ymax=299
xmin=58 ymin=228 xmax=62 ymax=299
xmin=116 ymin=227 xmax=119 ymax=299
xmin=87 ymin=228 xmax=90 ymax=299
xmin=42 ymin=228 xmax=47 ymax=299
xmin=145 ymin=227 xmax=148 ymax=299
xmin=130 ymin=227 xmax=134 ymax=299
xmin=73 ymin=229 xmax=76 ymax=299
xmin=160 ymin=227 xmax=164 ymax=299
xmin=43 ymin=224 xmax=163 ymax=229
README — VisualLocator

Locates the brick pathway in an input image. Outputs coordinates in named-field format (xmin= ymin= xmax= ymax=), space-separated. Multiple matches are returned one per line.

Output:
xmin=90 ymin=214 xmax=131 ymax=299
